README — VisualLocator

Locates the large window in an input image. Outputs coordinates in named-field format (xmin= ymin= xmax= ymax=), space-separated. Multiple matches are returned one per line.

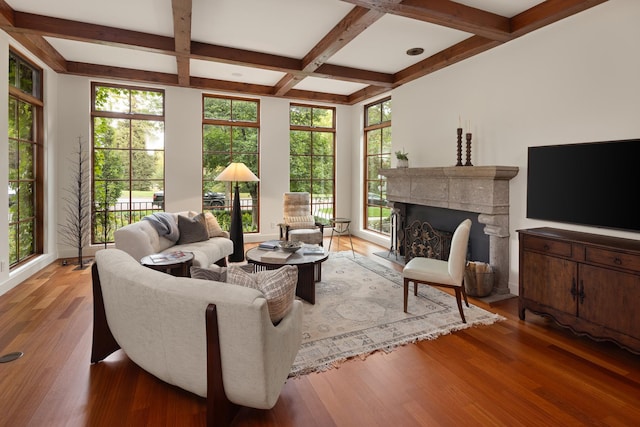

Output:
xmin=8 ymin=50 xmax=43 ymax=268
xmin=364 ymin=97 xmax=391 ymax=234
xmin=289 ymin=104 xmax=335 ymax=224
xmin=91 ymin=83 xmax=165 ymax=244
xmin=202 ymin=95 xmax=260 ymax=232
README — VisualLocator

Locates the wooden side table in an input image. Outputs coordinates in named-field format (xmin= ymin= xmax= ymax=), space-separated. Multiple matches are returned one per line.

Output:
xmin=140 ymin=251 xmax=194 ymax=277
xmin=329 ymin=217 xmax=354 ymax=257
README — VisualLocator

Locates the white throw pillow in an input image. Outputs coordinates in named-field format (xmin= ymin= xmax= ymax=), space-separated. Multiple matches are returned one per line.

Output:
xmin=227 ymin=265 xmax=298 ymax=324
xmin=203 ymin=212 xmax=226 ymax=238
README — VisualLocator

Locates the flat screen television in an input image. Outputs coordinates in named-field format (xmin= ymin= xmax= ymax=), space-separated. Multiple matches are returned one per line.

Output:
xmin=526 ymin=139 xmax=640 ymax=233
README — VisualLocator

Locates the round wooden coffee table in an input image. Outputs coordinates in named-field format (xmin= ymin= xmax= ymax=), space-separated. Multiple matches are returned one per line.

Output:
xmin=246 ymin=246 xmax=328 ymax=304
xmin=140 ymin=251 xmax=194 ymax=277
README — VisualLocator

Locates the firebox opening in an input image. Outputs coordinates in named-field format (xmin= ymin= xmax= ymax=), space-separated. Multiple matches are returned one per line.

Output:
xmin=405 ymin=205 xmax=489 ymax=263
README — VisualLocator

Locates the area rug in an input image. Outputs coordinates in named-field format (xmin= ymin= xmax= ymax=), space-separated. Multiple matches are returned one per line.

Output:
xmin=289 ymin=251 xmax=505 ymax=377
xmin=373 ymin=250 xmax=405 ymax=266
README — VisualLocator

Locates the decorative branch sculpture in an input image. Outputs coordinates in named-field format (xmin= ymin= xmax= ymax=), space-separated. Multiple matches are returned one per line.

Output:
xmin=58 ymin=136 xmax=92 ymax=269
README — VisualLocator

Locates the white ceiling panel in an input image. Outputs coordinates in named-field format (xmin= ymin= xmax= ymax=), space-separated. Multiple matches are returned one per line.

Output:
xmin=190 ymin=59 xmax=286 ymax=86
xmin=44 ymin=38 xmax=177 ymax=74
xmin=454 ymin=0 xmax=546 ymax=18
xmin=7 ymin=0 xmax=175 ymax=36
xmin=328 ymin=14 xmax=471 ymax=74
xmin=191 ymin=0 xmax=353 ymax=58
xmin=293 ymin=76 xmax=368 ymax=96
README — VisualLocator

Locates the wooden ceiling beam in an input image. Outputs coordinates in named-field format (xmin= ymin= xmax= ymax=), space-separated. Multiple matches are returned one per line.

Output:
xmin=301 ymin=6 xmax=386 ymax=72
xmin=0 ymin=1 xmax=66 ymax=71
xmin=274 ymin=5 xmax=386 ymax=96
xmin=172 ymin=0 xmax=192 ymax=86
xmin=272 ymin=74 xmax=304 ymax=97
xmin=7 ymin=32 xmax=67 ymax=72
xmin=340 ymin=0 xmax=511 ymax=41
xmin=274 ymin=7 xmax=378 ymax=95
xmin=9 ymin=12 xmax=175 ymax=53
xmin=0 ymin=0 xmax=14 ymax=26
xmin=348 ymin=85 xmax=391 ymax=105
xmin=0 ymin=0 xmax=611 ymax=105
xmin=190 ymin=41 xmax=302 ymax=72
xmin=510 ymin=0 xmax=609 ymax=37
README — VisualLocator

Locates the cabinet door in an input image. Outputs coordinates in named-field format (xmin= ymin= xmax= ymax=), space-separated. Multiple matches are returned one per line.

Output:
xmin=579 ymin=264 xmax=640 ymax=338
xmin=522 ymin=251 xmax=577 ymax=315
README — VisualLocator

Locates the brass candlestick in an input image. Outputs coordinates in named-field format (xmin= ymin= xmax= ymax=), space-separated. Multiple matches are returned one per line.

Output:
xmin=456 ymin=128 xmax=463 ymax=166
xmin=465 ymin=133 xmax=473 ymax=166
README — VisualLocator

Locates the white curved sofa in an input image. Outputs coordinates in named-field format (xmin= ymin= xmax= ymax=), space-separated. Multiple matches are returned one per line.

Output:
xmin=91 ymin=249 xmax=303 ymax=426
xmin=114 ymin=211 xmax=233 ymax=267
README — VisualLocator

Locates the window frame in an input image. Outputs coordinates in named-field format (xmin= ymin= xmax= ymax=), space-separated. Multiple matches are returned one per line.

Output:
xmin=289 ymin=102 xmax=336 ymax=224
xmin=202 ymin=94 xmax=261 ymax=233
xmin=8 ymin=48 xmax=44 ymax=269
xmin=90 ymin=82 xmax=166 ymax=244
xmin=363 ymin=97 xmax=392 ymax=236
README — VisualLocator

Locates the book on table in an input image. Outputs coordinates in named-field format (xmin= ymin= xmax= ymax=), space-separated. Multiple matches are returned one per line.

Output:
xmin=258 ymin=239 xmax=281 ymax=250
xmin=302 ymin=244 xmax=324 ymax=255
xmin=260 ymin=250 xmax=293 ymax=262
xmin=149 ymin=251 xmax=189 ymax=263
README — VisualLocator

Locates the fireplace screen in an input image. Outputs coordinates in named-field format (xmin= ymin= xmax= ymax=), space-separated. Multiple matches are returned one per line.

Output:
xmin=404 ymin=220 xmax=453 ymax=263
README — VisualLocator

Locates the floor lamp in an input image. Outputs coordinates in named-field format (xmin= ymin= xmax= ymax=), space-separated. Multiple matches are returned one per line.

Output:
xmin=215 ymin=162 xmax=259 ymax=262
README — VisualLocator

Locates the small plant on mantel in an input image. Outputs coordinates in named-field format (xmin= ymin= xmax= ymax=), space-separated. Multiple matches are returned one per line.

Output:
xmin=395 ymin=149 xmax=409 ymax=168
xmin=395 ymin=150 xmax=409 ymax=161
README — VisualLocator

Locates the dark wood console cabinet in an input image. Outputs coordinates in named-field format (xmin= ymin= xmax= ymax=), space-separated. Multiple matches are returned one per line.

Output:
xmin=518 ymin=227 xmax=640 ymax=354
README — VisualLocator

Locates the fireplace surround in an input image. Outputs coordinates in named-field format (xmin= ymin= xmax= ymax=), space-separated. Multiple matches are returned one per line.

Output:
xmin=381 ymin=166 xmax=519 ymax=296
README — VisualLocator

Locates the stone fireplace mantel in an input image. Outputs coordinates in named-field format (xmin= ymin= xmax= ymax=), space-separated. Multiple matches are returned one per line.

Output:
xmin=380 ymin=166 xmax=519 ymax=296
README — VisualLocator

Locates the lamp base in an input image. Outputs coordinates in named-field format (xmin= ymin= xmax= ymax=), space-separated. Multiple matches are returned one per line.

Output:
xmin=228 ymin=184 xmax=244 ymax=262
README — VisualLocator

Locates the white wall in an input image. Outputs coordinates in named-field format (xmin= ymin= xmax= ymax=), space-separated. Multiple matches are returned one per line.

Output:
xmin=389 ymin=0 xmax=640 ymax=293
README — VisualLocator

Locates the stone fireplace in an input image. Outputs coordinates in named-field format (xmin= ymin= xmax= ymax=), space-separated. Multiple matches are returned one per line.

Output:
xmin=381 ymin=166 xmax=519 ymax=296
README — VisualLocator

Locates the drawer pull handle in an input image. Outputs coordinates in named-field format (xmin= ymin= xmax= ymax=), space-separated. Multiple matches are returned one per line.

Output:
xmin=570 ymin=279 xmax=577 ymax=301
xmin=613 ymin=257 xmax=622 ymax=265
xmin=543 ymin=244 xmax=550 ymax=251
xmin=579 ymin=282 xmax=585 ymax=304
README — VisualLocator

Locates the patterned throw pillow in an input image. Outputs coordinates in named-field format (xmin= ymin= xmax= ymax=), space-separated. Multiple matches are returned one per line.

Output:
xmin=190 ymin=264 xmax=226 ymax=281
xmin=227 ymin=265 xmax=298 ymax=324
xmin=203 ymin=212 xmax=226 ymax=238
xmin=176 ymin=213 xmax=209 ymax=244
xmin=190 ymin=264 xmax=253 ymax=282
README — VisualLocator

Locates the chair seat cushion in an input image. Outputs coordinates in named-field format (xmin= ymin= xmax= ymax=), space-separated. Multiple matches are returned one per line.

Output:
xmin=289 ymin=228 xmax=323 ymax=245
xmin=403 ymin=257 xmax=459 ymax=286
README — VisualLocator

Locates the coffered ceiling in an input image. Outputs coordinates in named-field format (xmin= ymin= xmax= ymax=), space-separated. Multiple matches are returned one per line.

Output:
xmin=0 ymin=0 xmax=607 ymax=104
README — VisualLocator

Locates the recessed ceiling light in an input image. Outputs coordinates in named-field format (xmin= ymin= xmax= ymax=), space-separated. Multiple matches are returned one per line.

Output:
xmin=232 ymin=72 xmax=243 ymax=77
xmin=406 ymin=47 xmax=424 ymax=56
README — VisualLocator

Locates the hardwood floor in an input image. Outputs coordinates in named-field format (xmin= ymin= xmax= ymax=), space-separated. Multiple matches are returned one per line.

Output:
xmin=1 ymin=236 xmax=639 ymax=426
